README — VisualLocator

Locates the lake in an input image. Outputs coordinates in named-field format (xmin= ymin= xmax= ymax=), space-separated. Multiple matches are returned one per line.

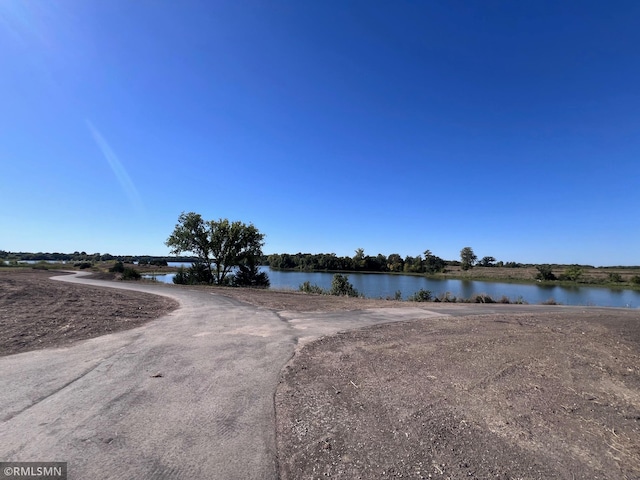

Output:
xmin=144 ymin=264 xmax=640 ymax=308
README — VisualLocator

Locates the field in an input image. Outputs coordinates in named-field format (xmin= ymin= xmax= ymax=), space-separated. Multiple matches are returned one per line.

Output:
xmin=434 ymin=265 xmax=640 ymax=287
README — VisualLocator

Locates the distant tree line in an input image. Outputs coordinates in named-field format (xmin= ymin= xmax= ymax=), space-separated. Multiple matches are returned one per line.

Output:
xmin=268 ymin=249 xmax=452 ymax=274
xmin=0 ymin=250 xmax=195 ymax=264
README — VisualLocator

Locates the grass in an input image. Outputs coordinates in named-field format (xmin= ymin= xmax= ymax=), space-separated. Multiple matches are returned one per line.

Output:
xmin=427 ymin=265 xmax=640 ymax=291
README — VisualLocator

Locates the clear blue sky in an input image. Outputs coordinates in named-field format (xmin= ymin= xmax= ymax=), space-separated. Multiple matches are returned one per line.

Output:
xmin=1 ymin=1 xmax=639 ymax=265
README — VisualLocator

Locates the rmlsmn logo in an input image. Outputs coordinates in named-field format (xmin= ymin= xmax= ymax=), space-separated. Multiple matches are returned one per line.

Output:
xmin=1 ymin=462 xmax=67 ymax=480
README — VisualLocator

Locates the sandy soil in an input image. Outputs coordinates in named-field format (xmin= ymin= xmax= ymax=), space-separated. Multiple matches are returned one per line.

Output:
xmin=0 ymin=269 xmax=178 ymax=356
xmin=275 ymin=310 xmax=640 ymax=479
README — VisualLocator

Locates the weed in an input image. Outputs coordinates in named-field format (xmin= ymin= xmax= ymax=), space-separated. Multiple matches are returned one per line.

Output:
xmin=437 ymin=292 xmax=457 ymax=303
xmin=541 ymin=298 xmax=559 ymax=305
xmin=299 ymin=281 xmax=325 ymax=295
xmin=473 ymin=293 xmax=496 ymax=303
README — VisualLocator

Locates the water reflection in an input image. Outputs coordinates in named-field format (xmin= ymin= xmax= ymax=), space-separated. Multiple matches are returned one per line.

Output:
xmin=144 ymin=266 xmax=640 ymax=308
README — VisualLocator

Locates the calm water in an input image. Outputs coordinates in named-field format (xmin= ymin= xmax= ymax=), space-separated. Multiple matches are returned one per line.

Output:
xmin=143 ymin=264 xmax=640 ymax=308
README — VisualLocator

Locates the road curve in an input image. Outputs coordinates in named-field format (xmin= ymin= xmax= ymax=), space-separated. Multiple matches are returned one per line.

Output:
xmin=0 ymin=272 xmax=600 ymax=479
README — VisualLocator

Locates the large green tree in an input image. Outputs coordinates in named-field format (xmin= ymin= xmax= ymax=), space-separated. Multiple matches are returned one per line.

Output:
xmin=460 ymin=247 xmax=477 ymax=271
xmin=166 ymin=212 xmax=266 ymax=285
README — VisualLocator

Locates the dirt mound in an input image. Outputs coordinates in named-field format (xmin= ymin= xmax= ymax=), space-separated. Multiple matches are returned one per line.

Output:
xmin=276 ymin=311 xmax=640 ymax=479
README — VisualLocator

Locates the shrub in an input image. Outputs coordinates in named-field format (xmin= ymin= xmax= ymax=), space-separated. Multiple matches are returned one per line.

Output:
xmin=299 ymin=281 xmax=325 ymax=294
xmin=535 ymin=265 xmax=556 ymax=281
xmin=394 ymin=290 xmax=403 ymax=301
xmin=408 ymin=289 xmax=432 ymax=302
xmin=631 ymin=275 xmax=640 ymax=285
xmin=329 ymin=274 xmax=359 ymax=297
xmin=110 ymin=261 xmax=125 ymax=273
xmin=173 ymin=266 xmax=189 ymax=285
xmin=172 ymin=263 xmax=211 ymax=285
xmin=74 ymin=262 xmax=92 ymax=269
xmin=122 ymin=267 xmax=141 ymax=280
xmin=608 ymin=272 xmax=623 ymax=283
xmin=562 ymin=266 xmax=583 ymax=282
xmin=233 ymin=263 xmax=270 ymax=288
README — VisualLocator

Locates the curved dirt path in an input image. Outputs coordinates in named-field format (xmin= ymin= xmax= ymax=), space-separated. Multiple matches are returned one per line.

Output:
xmin=0 ymin=272 xmax=597 ymax=479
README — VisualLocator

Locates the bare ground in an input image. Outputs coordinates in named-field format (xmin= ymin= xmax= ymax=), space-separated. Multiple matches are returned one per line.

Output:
xmin=275 ymin=310 xmax=640 ymax=480
xmin=0 ymin=269 xmax=178 ymax=356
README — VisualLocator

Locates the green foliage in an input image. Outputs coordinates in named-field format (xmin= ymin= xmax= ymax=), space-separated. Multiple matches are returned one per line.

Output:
xmin=166 ymin=212 xmax=266 ymax=285
xmin=74 ymin=262 xmax=92 ymax=270
xmin=233 ymin=263 xmax=270 ymax=288
xmin=423 ymin=250 xmax=446 ymax=274
xmin=394 ymin=290 xmax=403 ymax=301
xmin=631 ymin=275 xmax=640 ymax=285
xmin=608 ymin=272 xmax=623 ymax=283
xmin=479 ymin=256 xmax=496 ymax=267
xmin=460 ymin=247 xmax=477 ymax=271
xmin=535 ymin=264 xmax=556 ymax=281
xmin=299 ymin=281 xmax=326 ymax=294
xmin=329 ymin=274 xmax=359 ymax=297
xmin=267 ymin=249 xmax=446 ymax=275
xmin=148 ymin=259 xmax=168 ymax=267
xmin=562 ymin=266 xmax=583 ymax=282
xmin=172 ymin=263 xmax=212 ymax=285
xmin=122 ymin=267 xmax=141 ymax=280
xmin=110 ymin=261 xmax=125 ymax=273
xmin=387 ymin=253 xmax=404 ymax=272
xmin=353 ymin=248 xmax=366 ymax=270
xmin=408 ymin=289 xmax=432 ymax=302
xmin=504 ymin=261 xmax=523 ymax=268
xmin=173 ymin=266 xmax=189 ymax=285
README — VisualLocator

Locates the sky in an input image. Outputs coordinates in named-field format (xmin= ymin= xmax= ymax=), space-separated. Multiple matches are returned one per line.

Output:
xmin=1 ymin=1 xmax=639 ymax=266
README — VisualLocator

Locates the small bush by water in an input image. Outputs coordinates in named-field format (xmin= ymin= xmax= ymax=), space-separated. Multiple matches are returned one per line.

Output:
xmin=299 ymin=281 xmax=326 ymax=295
xmin=330 ymin=274 xmax=359 ymax=297
xmin=122 ymin=267 xmax=141 ymax=280
xmin=298 ymin=274 xmax=360 ymax=297
xmin=408 ymin=289 xmax=432 ymax=302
